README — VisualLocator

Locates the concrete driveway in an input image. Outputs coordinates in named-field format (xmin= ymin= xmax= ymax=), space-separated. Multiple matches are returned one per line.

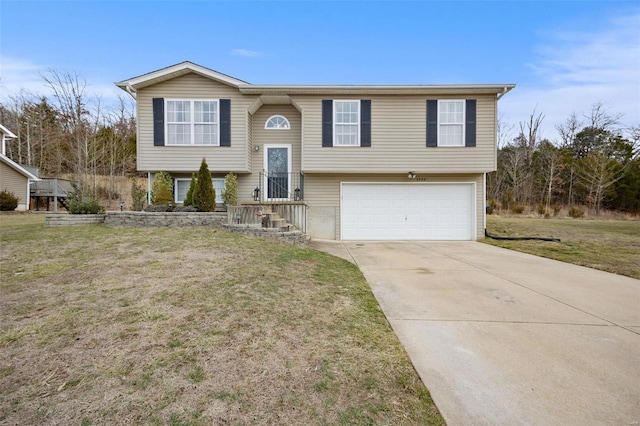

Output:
xmin=310 ymin=240 xmax=640 ymax=425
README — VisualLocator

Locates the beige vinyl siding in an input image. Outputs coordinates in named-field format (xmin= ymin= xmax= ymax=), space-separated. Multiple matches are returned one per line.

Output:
xmin=0 ymin=163 xmax=30 ymax=210
xmin=237 ymin=105 xmax=302 ymax=201
xmin=304 ymin=173 xmax=485 ymax=240
xmin=295 ymin=95 xmax=497 ymax=173
xmin=136 ymin=73 xmax=257 ymax=173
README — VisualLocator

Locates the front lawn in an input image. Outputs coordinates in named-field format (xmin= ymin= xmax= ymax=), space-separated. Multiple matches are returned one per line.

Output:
xmin=484 ymin=216 xmax=640 ymax=279
xmin=0 ymin=214 xmax=443 ymax=425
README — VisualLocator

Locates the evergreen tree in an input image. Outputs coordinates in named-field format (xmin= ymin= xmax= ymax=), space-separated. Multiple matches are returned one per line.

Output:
xmin=184 ymin=173 xmax=196 ymax=206
xmin=151 ymin=171 xmax=174 ymax=205
xmin=193 ymin=158 xmax=216 ymax=212
xmin=222 ymin=172 xmax=238 ymax=207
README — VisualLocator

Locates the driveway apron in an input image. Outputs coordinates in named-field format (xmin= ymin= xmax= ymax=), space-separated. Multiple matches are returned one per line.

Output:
xmin=311 ymin=240 xmax=640 ymax=425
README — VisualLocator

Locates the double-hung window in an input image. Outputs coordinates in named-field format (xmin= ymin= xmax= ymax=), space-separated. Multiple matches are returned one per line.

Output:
xmin=334 ymin=101 xmax=360 ymax=146
xmin=166 ymin=99 xmax=219 ymax=145
xmin=438 ymin=100 xmax=465 ymax=146
xmin=175 ymin=177 xmax=225 ymax=204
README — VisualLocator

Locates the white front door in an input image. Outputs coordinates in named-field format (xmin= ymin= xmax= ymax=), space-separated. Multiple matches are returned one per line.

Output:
xmin=264 ymin=144 xmax=292 ymax=201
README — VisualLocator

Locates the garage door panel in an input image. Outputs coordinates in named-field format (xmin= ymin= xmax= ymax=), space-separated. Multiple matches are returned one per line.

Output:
xmin=341 ymin=183 xmax=474 ymax=241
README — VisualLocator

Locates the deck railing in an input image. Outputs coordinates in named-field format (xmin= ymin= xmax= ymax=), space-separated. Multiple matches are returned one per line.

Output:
xmin=31 ymin=178 xmax=75 ymax=197
xmin=255 ymin=172 xmax=304 ymax=202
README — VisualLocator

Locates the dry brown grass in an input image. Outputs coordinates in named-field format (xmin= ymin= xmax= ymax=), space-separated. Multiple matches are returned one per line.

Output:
xmin=485 ymin=215 xmax=640 ymax=279
xmin=0 ymin=214 xmax=443 ymax=425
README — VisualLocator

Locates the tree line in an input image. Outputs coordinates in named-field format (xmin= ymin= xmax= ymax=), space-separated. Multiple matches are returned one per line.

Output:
xmin=0 ymin=70 xmax=137 ymax=201
xmin=488 ymin=104 xmax=639 ymax=215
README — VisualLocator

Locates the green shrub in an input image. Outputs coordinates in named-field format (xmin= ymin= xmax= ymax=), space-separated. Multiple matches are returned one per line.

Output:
xmin=151 ymin=172 xmax=174 ymax=206
xmin=553 ymin=204 xmax=561 ymax=216
xmin=184 ymin=173 xmax=196 ymax=207
xmin=131 ymin=180 xmax=147 ymax=211
xmin=67 ymin=183 xmax=105 ymax=214
xmin=537 ymin=205 xmax=546 ymax=215
xmin=222 ymin=172 xmax=238 ymax=207
xmin=568 ymin=206 xmax=584 ymax=218
xmin=193 ymin=158 xmax=216 ymax=212
xmin=0 ymin=190 xmax=19 ymax=211
xmin=511 ymin=205 xmax=525 ymax=214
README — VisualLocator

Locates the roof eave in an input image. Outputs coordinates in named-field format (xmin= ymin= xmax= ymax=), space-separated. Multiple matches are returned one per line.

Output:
xmin=0 ymin=154 xmax=40 ymax=180
xmin=238 ymin=84 xmax=516 ymax=96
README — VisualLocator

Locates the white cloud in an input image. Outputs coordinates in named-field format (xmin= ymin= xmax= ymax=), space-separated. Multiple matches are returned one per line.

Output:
xmin=230 ymin=49 xmax=263 ymax=58
xmin=500 ymin=12 xmax=640 ymax=142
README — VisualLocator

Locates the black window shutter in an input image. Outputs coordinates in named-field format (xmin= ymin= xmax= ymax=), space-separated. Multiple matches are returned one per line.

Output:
xmin=153 ymin=98 xmax=165 ymax=146
xmin=426 ymin=100 xmax=438 ymax=147
xmin=360 ymin=100 xmax=371 ymax=147
xmin=220 ymin=99 xmax=231 ymax=147
xmin=322 ymin=100 xmax=333 ymax=147
xmin=465 ymin=99 xmax=477 ymax=147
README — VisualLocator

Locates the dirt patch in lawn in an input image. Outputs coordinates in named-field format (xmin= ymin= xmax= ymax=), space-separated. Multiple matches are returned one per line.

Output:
xmin=0 ymin=214 xmax=443 ymax=425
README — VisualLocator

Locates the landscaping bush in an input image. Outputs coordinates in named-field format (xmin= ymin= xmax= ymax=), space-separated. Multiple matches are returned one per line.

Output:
xmin=569 ymin=206 xmax=585 ymax=218
xmin=173 ymin=205 xmax=198 ymax=212
xmin=151 ymin=171 xmax=174 ymax=206
xmin=144 ymin=204 xmax=174 ymax=212
xmin=67 ymin=184 xmax=105 ymax=214
xmin=193 ymin=158 xmax=216 ymax=212
xmin=222 ymin=172 xmax=238 ymax=207
xmin=131 ymin=180 xmax=147 ymax=211
xmin=0 ymin=190 xmax=19 ymax=211
xmin=537 ymin=204 xmax=547 ymax=216
xmin=511 ymin=205 xmax=525 ymax=214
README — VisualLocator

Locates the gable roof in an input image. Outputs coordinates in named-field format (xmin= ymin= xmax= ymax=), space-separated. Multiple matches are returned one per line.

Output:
xmin=116 ymin=61 xmax=515 ymax=98
xmin=115 ymin=61 xmax=249 ymax=94
xmin=0 ymin=153 xmax=40 ymax=181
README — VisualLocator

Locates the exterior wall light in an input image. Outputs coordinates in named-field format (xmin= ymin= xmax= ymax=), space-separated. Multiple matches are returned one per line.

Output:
xmin=408 ymin=172 xmax=416 ymax=179
xmin=253 ymin=187 xmax=260 ymax=201
xmin=294 ymin=187 xmax=301 ymax=201
xmin=254 ymin=145 xmax=260 ymax=152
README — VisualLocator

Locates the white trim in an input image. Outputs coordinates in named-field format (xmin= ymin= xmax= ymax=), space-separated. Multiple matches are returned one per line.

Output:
xmin=437 ymin=99 xmax=466 ymax=147
xmin=264 ymin=115 xmax=291 ymax=130
xmin=174 ymin=178 xmax=191 ymax=203
xmin=483 ymin=173 xmax=487 ymax=232
xmin=0 ymin=124 xmax=17 ymax=139
xmin=115 ymin=61 xmax=249 ymax=91
xmin=333 ymin=100 xmax=360 ymax=147
xmin=340 ymin=181 xmax=477 ymax=241
xmin=165 ymin=99 xmax=220 ymax=146
xmin=263 ymin=144 xmax=292 ymax=201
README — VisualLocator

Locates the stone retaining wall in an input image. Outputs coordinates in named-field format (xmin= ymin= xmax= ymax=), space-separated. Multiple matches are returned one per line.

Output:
xmin=223 ymin=224 xmax=308 ymax=245
xmin=105 ymin=212 xmax=227 ymax=227
xmin=44 ymin=212 xmax=307 ymax=245
xmin=45 ymin=214 xmax=107 ymax=226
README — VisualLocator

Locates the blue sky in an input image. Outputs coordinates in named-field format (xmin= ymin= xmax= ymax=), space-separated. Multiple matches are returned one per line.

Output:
xmin=1 ymin=0 xmax=638 ymax=142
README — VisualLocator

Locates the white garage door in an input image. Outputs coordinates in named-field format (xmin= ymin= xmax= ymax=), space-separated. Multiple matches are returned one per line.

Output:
xmin=341 ymin=183 xmax=475 ymax=241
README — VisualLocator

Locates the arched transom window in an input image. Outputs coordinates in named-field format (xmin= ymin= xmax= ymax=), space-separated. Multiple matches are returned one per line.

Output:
xmin=265 ymin=115 xmax=291 ymax=129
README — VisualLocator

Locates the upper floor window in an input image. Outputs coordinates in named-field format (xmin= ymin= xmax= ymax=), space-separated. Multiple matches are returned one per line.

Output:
xmin=265 ymin=115 xmax=290 ymax=129
xmin=334 ymin=100 xmax=360 ymax=146
xmin=166 ymin=99 xmax=219 ymax=145
xmin=438 ymin=100 xmax=465 ymax=147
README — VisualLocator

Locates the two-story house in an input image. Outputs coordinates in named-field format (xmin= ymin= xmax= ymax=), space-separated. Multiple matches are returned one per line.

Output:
xmin=116 ymin=61 xmax=513 ymax=241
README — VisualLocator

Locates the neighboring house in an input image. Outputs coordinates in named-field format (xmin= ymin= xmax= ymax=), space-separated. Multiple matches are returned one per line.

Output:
xmin=116 ymin=62 xmax=514 ymax=241
xmin=0 ymin=124 xmax=39 ymax=211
